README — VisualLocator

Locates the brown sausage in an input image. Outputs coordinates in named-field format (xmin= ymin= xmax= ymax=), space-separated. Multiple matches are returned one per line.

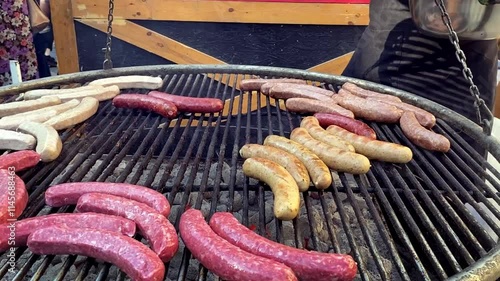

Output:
xmin=148 ymin=91 xmax=224 ymax=113
xmin=342 ymin=82 xmax=402 ymax=102
xmin=300 ymin=116 xmax=355 ymax=152
xmin=313 ymin=113 xmax=377 ymax=140
xmin=366 ymin=96 xmax=436 ymax=128
xmin=285 ymin=98 xmax=355 ymax=118
xmin=239 ymin=78 xmax=307 ymax=91
xmin=334 ymin=89 xmax=403 ymax=123
xmin=400 ymin=111 xmax=450 ymax=152
xmin=267 ymin=83 xmax=335 ymax=100
xmin=112 ymin=94 xmax=178 ymax=118
xmin=326 ymin=125 xmax=413 ymax=163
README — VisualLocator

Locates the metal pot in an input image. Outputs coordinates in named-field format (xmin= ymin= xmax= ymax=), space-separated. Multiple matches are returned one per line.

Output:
xmin=409 ymin=0 xmax=500 ymax=40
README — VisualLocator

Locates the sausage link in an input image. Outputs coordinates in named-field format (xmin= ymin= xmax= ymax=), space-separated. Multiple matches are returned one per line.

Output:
xmin=148 ymin=91 xmax=224 ymax=113
xmin=112 ymin=94 xmax=178 ymax=118
xmin=285 ymin=98 xmax=354 ymax=118
xmin=0 ymin=169 xmax=28 ymax=224
xmin=239 ymin=78 xmax=307 ymax=91
xmin=300 ymin=116 xmax=355 ymax=152
xmin=88 ymin=75 xmax=164 ymax=90
xmin=313 ymin=113 xmax=377 ymax=140
xmin=267 ymin=83 xmax=335 ymax=101
xmin=366 ymin=96 xmax=436 ymax=128
xmin=0 ymin=150 xmax=40 ymax=172
xmin=400 ymin=111 xmax=450 ymax=152
xmin=342 ymin=82 xmax=402 ymax=102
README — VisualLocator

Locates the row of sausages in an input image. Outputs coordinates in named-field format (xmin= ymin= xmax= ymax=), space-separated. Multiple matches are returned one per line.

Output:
xmin=240 ymin=78 xmax=451 ymax=153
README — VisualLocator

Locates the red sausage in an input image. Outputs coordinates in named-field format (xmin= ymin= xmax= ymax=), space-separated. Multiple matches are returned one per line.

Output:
xmin=0 ymin=169 xmax=28 ymax=224
xmin=27 ymin=226 xmax=165 ymax=281
xmin=0 ymin=212 xmax=136 ymax=252
xmin=314 ymin=113 xmax=377 ymax=140
xmin=148 ymin=91 xmax=224 ymax=113
xmin=400 ymin=111 xmax=450 ymax=152
xmin=0 ymin=150 xmax=40 ymax=172
xmin=112 ymin=94 xmax=178 ymax=118
xmin=240 ymin=78 xmax=307 ymax=91
xmin=210 ymin=212 xmax=357 ymax=281
xmin=44 ymin=182 xmax=170 ymax=217
xmin=179 ymin=209 xmax=298 ymax=281
xmin=75 ymin=193 xmax=178 ymax=262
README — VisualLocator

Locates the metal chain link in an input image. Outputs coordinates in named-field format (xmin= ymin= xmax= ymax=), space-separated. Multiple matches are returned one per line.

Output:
xmin=434 ymin=0 xmax=494 ymax=135
xmin=102 ymin=0 xmax=115 ymax=70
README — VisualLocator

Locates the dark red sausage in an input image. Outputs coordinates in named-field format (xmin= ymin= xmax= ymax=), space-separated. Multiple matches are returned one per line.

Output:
xmin=75 ymin=193 xmax=178 ymax=262
xmin=0 ymin=150 xmax=40 ymax=172
xmin=112 ymin=94 xmax=178 ymax=118
xmin=27 ymin=226 xmax=165 ymax=281
xmin=147 ymin=91 xmax=224 ymax=113
xmin=0 ymin=212 xmax=136 ymax=252
xmin=210 ymin=212 xmax=357 ymax=281
xmin=314 ymin=113 xmax=377 ymax=140
xmin=179 ymin=209 xmax=298 ymax=281
xmin=0 ymin=169 xmax=28 ymax=224
xmin=45 ymin=182 xmax=170 ymax=217
xmin=400 ymin=111 xmax=450 ymax=152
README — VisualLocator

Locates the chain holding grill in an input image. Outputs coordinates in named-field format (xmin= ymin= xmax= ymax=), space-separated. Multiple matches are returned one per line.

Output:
xmin=434 ymin=0 xmax=494 ymax=135
xmin=102 ymin=0 xmax=114 ymax=70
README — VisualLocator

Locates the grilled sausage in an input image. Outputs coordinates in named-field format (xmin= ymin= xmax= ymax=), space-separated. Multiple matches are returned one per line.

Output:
xmin=23 ymin=85 xmax=105 ymax=100
xmin=0 ymin=99 xmax=80 ymax=130
xmin=88 ymin=75 xmax=164 ymax=90
xmin=76 ymin=193 xmax=178 ymax=262
xmin=300 ymin=116 xmax=355 ymax=152
xmin=148 ymin=91 xmax=224 ymax=113
xmin=290 ymin=128 xmax=371 ymax=174
xmin=400 ymin=111 xmax=450 ymax=152
xmin=179 ymin=208 xmax=298 ymax=281
xmin=326 ymin=125 xmax=413 ymax=163
xmin=112 ymin=94 xmax=178 ymax=119
xmin=342 ymin=82 xmax=402 ymax=102
xmin=0 ymin=129 xmax=36 ymax=151
xmin=0 ymin=96 xmax=61 ymax=118
xmin=209 ymin=212 xmax=358 ymax=281
xmin=239 ymin=78 xmax=307 ymax=91
xmin=24 ymin=85 xmax=120 ymax=102
xmin=240 ymin=144 xmax=310 ymax=192
xmin=285 ymin=98 xmax=355 ymax=118
xmin=0 ymin=150 xmax=40 ymax=172
xmin=44 ymin=97 xmax=99 ymax=130
xmin=0 ymin=169 xmax=28 ymax=224
xmin=313 ymin=113 xmax=377 ymax=140
xmin=266 ymin=83 xmax=335 ymax=101
xmin=45 ymin=182 xmax=170 ymax=217
xmin=0 ymin=212 xmax=136 ymax=252
xmin=264 ymin=135 xmax=332 ymax=189
xmin=334 ymin=89 xmax=403 ymax=123
xmin=366 ymin=97 xmax=436 ymax=128
xmin=18 ymin=121 xmax=62 ymax=162
xmin=242 ymin=157 xmax=300 ymax=220
xmin=27 ymin=227 xmax=165 ymax=281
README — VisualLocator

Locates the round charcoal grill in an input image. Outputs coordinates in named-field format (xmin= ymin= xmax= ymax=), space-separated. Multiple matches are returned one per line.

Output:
xmin=0 ymin=65 xmax=499 ymax=281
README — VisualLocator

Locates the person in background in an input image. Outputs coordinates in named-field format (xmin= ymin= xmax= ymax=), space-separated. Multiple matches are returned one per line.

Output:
xmin=342 ymin=0 xmax=498 ymax=127
xmin=32 ymin=0 xmax=54 ymax=78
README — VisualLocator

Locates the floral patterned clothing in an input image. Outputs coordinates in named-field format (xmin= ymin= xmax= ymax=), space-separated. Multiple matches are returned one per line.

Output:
xmin=0 ymin=0 xmax=39 ymax=86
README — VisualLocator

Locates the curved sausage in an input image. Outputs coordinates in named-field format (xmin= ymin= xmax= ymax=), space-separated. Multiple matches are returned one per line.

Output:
xmin=242 ymin=157 xmax=300 ymax=220
xmin=0 ymin=169 xmax=28 ymax=224
xmin=112 ymin=94 xmax=178 ymax=119
xmin=0 ymin=150 xmax=40 ymax=172
xmin=285 ymin=98 xmax=355 ymax=118
xmin=239 ymin=144 xmax=310 ymax=192
xmin=313 ymin=113 xmax=377 ymax=140
xmin=179 ymin=208 xmax=298 ymax=281
xmin=334 ymin=89 xmax=403 ymax=123
xmin=366 ymin=96 xmax=436 ymax=128
xmin=44 ymin=97 xmax=99 ymax=130
xmin=88 ymin=75 xmax=164 ymax=90
xmin=342 ymin=82 xmax=402 ymax=102
xmin=290 ymin=128 xmax=371 ymax=175
xmin=18 ymin=121 xmax=63 ymax=162
xmin=239 ymin=78 xmax=307 ymax=91
xmin=209 ymin=212 xmax=358 ymax=281
xmin=27 ymin=226 xmax=165 ymax=281
xmin=45 ymin=182 xmax=170 ymax=217
xmin=264 ymin=135 xmax=332 ymax=189
xmin=400 ymin=111 xmax=450 ymax=152
xmin=148 ymin=91 xmax=224 ymax=113
xmin=300 ymin=116 xmax=355 ymax=152
xmin=75 ymin=193 xmax=178 ymax=262
xmin=326 ymin=125 xmax=413 ymax=163
xmin=0 ymin=212 xmax=136 ymax=252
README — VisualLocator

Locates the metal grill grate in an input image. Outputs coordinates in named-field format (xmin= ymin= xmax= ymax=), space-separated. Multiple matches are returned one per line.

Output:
xmin=0 ymin=65 xmax=499 ymax=281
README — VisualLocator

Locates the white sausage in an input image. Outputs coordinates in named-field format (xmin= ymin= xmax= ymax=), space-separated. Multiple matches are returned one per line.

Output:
xmin=44 ymin=97 xmax=99 ymax=130
xmin=0 ymin=129 xmax=36 ymax=151
xmin=88 ymin=76 xmax=163 ymax=90
xmin=18 ymin=121 xmax=63 ymax=162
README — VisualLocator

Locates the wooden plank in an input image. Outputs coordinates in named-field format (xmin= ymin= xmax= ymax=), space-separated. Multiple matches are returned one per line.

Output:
xmin=307 ymin=51 xmax=354 ymax=75
xmin=51 ymin=0 xmax=80 ymax=74
xmin=73 ymin=0 xmax=369 ymax=26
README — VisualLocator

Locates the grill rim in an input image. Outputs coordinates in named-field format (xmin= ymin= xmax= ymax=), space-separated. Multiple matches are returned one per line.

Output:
xmin=0 ymin=64 xmax=499 ymax=280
